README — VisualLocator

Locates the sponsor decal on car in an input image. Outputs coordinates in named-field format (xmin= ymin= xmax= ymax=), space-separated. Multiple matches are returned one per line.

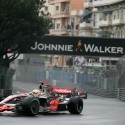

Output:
xmin=53 ymin=88 xmax=72 ymax=94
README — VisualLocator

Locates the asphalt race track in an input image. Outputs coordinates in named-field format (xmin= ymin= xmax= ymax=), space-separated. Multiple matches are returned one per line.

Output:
xmin=0 ymin=81 xmax=125 ymax=125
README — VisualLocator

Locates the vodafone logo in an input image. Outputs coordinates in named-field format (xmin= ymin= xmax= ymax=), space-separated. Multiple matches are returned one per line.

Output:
xmin=53 ymin=88 xmax=72 ymax=94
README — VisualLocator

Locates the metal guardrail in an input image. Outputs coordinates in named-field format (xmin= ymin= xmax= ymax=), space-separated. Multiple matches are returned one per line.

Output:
xmin=117 ymin=88 xmax=125 ymax=101
xmin=82 ymin=85 xmax=117 ymax=98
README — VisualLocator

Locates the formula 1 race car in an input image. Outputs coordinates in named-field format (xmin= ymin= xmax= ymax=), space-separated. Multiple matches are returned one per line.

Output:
xmin=0 ymin=81 xmax=87 ymax=116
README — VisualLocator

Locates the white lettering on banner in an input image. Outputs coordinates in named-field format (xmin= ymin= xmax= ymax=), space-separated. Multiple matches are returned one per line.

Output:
xmin=117 ymin=47 xmax=123 ymax=54
xmin=31 ymin=42 xmax=124 ymax=54
xmin=31 ymin=42 xmax=73 ymax=52
xmin=44 ymin=44 xmax=51 ymax=50
xmin=38 ymin=44 xmax=44 ymax=50
xmin=84 ymin=44 xmax=123 ymax=54
xmin=105 ymin=47 xmax=110 ymax=53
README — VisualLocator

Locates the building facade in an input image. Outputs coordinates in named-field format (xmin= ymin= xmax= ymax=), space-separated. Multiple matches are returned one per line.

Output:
xmin=46 ymin=0 xmax=85 ymax=67
xmin=78 ymin=0 xmax=125 ymax=69
xmin=48 ymin=0 xmax=84 ymax=36
xmin=79 ymin=0 xmax=125 ymax=38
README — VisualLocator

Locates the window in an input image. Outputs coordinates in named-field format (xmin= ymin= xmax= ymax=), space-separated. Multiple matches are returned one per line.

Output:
xmin=93 ymin=14 xmax=96 ymax=27
xmin=113 ymin=14 xmax=116 ymax=20
xmin=103 ymin=14 xmax=107 ymax=21
xmin=117 ymin=31 xmax=120 ymax=38
xmin=45 ymin=6 xmax=48 ymax=11
xmin=117 ymin=10 xmax=119 ymax=19
xmin=99 ymin=13 xmax=103 ymax=21
xmin=121 ymin=30 xmax=123 ymax=38
xmin=56 ymin=23 xmax=60 ymax=29
xmin=56 ymin=6 xmax=59 ymax=11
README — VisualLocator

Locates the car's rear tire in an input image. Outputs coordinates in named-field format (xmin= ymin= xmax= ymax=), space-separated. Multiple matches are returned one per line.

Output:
xmin=22 ymin=96 xmax=40 ymax=116
xmin=67 ymin=96 xmax=83 ymax=114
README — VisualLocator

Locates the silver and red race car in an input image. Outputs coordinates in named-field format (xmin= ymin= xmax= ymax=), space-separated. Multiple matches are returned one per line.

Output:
xmin=0 ymin=81 xmax=87 ymax=115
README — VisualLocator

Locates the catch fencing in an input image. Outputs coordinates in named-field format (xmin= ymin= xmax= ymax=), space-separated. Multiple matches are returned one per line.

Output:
xmin=116 ymin=55 xmax=125 ymax=101
xmin=15 ymin=63 xmax=119 ymax=98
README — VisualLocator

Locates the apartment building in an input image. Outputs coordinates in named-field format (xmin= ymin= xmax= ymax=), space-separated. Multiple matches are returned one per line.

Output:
xmin=78 ymin=0 xmax=125 ymax=68
xmin=48 ymin=0 xmax=84 ymax=36
xmin=79 ymin=0 xmax=125 ymax=38
xmin=46 ymin=0 xmax=85 ymax=67
xmin=94 ymin=0 xmax=125 ymax=38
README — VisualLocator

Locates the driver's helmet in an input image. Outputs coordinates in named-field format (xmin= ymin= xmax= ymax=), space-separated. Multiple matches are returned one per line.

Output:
xmin=32 ymin=89 xmax=41 ymax=97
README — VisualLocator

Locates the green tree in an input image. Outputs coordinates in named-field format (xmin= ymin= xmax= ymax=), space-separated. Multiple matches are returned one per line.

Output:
xmin=0 ymin=0 xmax=51 ymax=96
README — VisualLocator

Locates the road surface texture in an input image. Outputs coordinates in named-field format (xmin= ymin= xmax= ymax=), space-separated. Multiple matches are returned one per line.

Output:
xmin=0 ymin=81 xmax=125 ymax=125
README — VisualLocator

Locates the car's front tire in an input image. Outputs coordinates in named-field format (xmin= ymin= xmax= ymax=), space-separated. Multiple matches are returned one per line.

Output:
xmin=22 ymin=96 xmax=40 ymax=116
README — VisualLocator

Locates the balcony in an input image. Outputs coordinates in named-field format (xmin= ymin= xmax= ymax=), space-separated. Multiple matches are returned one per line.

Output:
xmin=99 ymin=20 xmax=112 ymax=27
xmin=79 ymin=22 xmax=92 ymax=29
xmin=49 ymin=24 xmax=79 ymax=35
xmin=112 ymin=18 xmax=124 ymax=25
xmin=70 ymin=10 xmax=79 ymax=16
xmin=70 ymin=10 xmax=84 ymax=16
xmin=79 ymin=10 xmax=84 ymax=15
xmin=93 ymin=0 xmax=124 ymax=7
xmin=48 ymin=0 xmax=70 ymax=5
xmin=84 ymin=1 xmax=93 ymax=8
xmin=52 ymin=10 xmax=69 ymax=18
xmin=49 ymin=28 xmax=69 ymax=35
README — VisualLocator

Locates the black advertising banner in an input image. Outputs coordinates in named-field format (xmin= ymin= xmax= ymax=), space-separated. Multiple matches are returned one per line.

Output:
xmin=21 ymin=35 xmax=125 ymax=57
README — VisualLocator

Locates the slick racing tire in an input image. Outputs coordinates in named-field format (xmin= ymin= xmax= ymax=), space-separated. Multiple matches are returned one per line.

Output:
xmin=22 ymin=95 xmax=40 ymax=116
xmin=68 ymin=96 xmax=83 ymax=114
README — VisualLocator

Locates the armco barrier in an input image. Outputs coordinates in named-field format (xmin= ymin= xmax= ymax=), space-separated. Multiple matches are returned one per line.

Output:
xmin=82 ymin=85 xmax=117 ymax=98
xmin=117 ymin=88 xmax=125 ymax=101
